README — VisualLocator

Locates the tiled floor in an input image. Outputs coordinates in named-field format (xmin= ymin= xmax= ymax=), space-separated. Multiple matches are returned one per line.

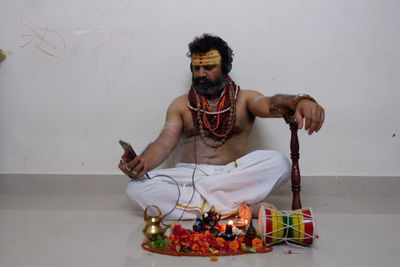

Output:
xmin=1 ymin=176 xmax=399 ymax=267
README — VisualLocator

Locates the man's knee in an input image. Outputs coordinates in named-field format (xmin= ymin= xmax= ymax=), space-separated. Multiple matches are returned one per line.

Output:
xmin=255 ymin=150 xmax=291 ymax=184
xmin=272 ymin=150 xmax=290 ymax=173
xmin=271 ymin=151 xmax=291 ymax=186
xmin=126 ymin=180 xmax=152 ymax=209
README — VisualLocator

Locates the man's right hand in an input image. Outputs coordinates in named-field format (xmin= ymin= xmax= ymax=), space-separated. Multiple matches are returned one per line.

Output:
xmin=118 ymin=150 xmax=149 ymax=179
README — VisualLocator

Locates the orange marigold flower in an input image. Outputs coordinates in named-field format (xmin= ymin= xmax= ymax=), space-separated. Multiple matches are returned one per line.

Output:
xmin=193 ymin=234 xmax=202 ymax=241
xmin=215 ymin=237 xmax=225 ymax=248
xmin=191 ymin=243 xmax=200 ymax=251
xmin=200 ymin=246 xmax=208 ymax=254
xmin=252 ymin=238 xmax=264 ymax=250
xmin=229 ymin=240 xmax=240 ymax=251
xmin=200 ymin=241 xmax=209 ymax=249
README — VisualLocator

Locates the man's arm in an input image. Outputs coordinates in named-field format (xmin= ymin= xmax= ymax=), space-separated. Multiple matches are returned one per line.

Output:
xmin=119 ymin=97 xmax=184 ymax=178
xmin=246 ymin=90 xmax=325 ymax=135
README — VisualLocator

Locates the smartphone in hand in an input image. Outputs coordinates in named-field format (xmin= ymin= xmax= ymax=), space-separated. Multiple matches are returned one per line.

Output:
xmin=119 ymin=140 xmax=149 ymax=179
xmin=119 ymin=140 xmax=137 ymax=160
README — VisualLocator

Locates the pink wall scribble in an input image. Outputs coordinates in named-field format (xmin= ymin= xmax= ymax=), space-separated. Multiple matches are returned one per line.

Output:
xmin=19 ymin=18 xmax=66 ymax=58
xmin=94 ymin=32 xmax=134 ymax=90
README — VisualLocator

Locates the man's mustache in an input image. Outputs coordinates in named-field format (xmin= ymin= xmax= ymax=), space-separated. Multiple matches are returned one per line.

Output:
xmin=193 ymin=77 xmax=212 ymax=84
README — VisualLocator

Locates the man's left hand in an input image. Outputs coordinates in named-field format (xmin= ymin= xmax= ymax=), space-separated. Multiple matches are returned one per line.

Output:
xmin=295 ymin=100 xmax=325 ymax=135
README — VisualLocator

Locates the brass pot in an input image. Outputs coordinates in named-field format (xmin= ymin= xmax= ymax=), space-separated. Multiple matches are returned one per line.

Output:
xmin=142 ymin=205 xmax=169 ymax=241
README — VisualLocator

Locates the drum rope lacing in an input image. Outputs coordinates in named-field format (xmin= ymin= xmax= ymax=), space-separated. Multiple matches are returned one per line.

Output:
xmin=265 ymin=209 xmax=318 ymax=247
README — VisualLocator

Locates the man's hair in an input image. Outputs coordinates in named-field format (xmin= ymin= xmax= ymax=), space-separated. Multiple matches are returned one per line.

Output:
xmin=188 ymin=34 xmax=234 ymax=75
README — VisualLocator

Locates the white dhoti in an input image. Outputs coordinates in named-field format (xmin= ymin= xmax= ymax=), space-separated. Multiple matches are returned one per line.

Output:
xmin=126 ymin=150 xmax=290 ymax=220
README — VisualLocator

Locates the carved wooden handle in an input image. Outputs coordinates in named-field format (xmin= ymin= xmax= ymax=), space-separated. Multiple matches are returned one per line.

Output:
xmin=270 ymin=104 xmax=302 ymax=210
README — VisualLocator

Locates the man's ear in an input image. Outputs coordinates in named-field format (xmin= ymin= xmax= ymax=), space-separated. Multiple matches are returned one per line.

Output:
xmin=189 ymin=63 xmax=193 ymax=72
xmin=222 ymin=62 xmax=231 ymax=74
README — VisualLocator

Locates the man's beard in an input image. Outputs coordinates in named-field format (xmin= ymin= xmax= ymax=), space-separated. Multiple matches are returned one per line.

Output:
xmin=192 ymin=74 xmax=228 ymax=98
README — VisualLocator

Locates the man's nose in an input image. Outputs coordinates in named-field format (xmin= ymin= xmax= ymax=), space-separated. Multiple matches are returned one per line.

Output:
xmin=196 ymin=67 xmax=206 ymax=77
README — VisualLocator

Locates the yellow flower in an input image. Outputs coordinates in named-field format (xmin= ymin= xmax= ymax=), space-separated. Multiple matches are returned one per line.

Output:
xmin=210 ymin=256 xmax=219 ymax=262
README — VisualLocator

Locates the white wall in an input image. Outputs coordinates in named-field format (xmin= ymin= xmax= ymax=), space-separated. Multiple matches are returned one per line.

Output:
xmin=0 ymin=0 xmax=399 ymax=176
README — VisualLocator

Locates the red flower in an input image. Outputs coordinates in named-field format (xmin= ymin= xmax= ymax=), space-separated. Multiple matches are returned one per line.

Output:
xmin=172 ymin=225 xmax=189 ymax=236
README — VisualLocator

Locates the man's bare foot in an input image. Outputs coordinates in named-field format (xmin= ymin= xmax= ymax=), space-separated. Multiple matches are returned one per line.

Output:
xmin=249 ymin=202 xmax=277 ymax=218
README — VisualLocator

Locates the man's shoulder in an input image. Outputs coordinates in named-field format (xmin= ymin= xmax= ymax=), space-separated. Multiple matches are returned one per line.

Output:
xmin=171 ymin=93 xmax=188 ymax=105
xmin=238 ymin=89 xmax=265 ymax=100
xmin=168 ymin=93 xmax=188 ymax=111
xmin=239 ymin=88 xmax=262 ymax=94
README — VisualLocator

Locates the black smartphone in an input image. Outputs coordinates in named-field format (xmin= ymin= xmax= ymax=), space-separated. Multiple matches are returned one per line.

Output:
xmin=119 ymin=140 xmax=137 ymax=159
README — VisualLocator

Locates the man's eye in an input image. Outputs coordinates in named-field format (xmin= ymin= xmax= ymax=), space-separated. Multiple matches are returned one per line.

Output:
xmin=204 ymin=65 xmax=216 ymax=71
xmin=193 ymin=66 xmax=200 ymax=71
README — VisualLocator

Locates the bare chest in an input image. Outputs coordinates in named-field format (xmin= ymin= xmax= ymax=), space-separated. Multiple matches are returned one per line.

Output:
xmin=182 ymin=98 xmax=254 ymax=138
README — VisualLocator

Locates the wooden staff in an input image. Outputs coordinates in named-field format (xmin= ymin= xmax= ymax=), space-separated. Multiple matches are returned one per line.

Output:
xmin=270 ymin=104 xmax=302 ymax=210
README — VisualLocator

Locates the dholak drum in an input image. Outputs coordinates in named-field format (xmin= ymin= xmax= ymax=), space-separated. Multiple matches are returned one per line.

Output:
xmin=258 ymin=207 xmax=316 ymax=245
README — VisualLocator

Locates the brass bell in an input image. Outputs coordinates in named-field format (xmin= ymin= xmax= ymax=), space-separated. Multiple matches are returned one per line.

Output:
xmin=142 ymin=205 xmax=169 ymax=241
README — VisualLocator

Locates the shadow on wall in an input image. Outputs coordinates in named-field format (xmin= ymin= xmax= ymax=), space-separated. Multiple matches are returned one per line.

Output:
xmin=247 ymin=122 xmax=272 ymax=153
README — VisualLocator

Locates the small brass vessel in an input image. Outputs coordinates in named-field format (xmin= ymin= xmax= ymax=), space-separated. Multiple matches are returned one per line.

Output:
xmin=142 ymin=205 xmax=169 ymax=241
